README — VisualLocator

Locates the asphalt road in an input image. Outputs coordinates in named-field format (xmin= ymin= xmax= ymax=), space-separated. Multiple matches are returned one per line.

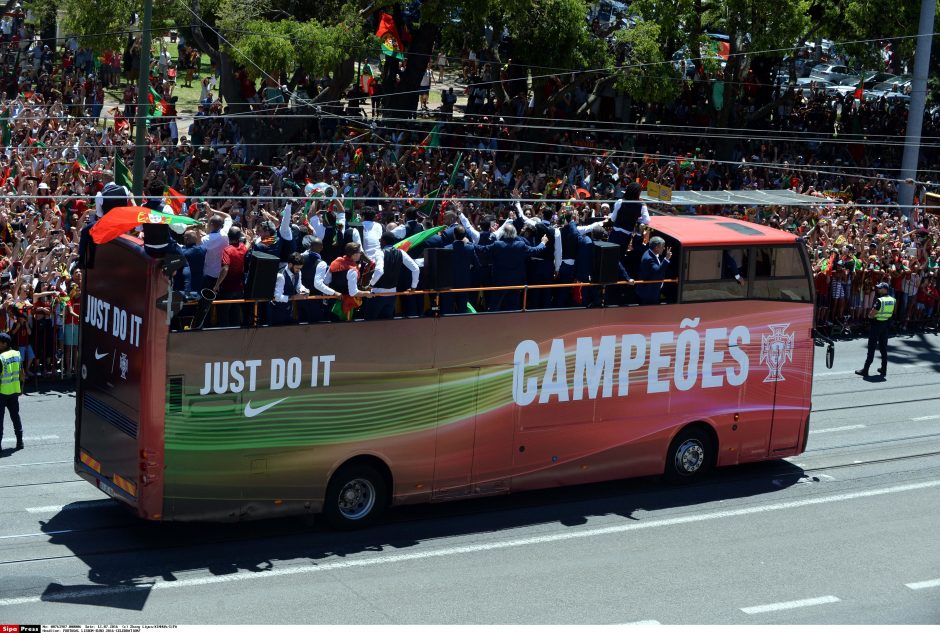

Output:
xmin=1 ymin=332 xmax=939 ymax=625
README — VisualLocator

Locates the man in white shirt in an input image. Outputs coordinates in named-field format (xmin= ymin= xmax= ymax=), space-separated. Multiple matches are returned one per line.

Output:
xmin=200 ymin=206 xmax=232 ymax=290
xmin=364 ymin=232 xmax=420 ymax=320
xmin=359 ymin=207 xmax=384 ymax=261
xmin=270 ymin=252 xmax=308 ymax=325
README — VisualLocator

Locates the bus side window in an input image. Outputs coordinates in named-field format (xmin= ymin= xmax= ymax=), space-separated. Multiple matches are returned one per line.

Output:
xmin=751 ymin=247 xmax=812 ymax=302
xmin=681 ymin=249 xmax=747 ymax=302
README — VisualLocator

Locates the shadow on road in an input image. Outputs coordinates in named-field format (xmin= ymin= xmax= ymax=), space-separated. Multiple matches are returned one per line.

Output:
xmin=37 ymin=459 xmax=806 ymax=610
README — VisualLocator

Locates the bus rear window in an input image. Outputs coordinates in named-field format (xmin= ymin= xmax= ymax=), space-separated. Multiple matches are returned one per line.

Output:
xmin=751 ymin=247 xmax=812 ymax=302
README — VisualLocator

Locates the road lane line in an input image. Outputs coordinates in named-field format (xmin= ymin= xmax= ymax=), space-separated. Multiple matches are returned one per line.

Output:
xmin=1 ymin=478 xmax=939 ymax=606
xmin=0 ymin=435 xmax=59 ymax=444
xmin=741 ymin=595 xmax=840 ymax=614
xmin=25 ymin=500 xmax=113 ymax=514
xmin=622 ymin=621 xmax=661 ymax=625
xmin=816 ymin=362 xmax=934 ymax=377
xmin=809 ymin=424 xmax=866 ymax=434
xmin=912 ymin=415 xmax=940 ymax=421
xmin=0 ymin=459 xmax=71 ymax=469
xmin=906 ymin=578 xmax=940 ymax=590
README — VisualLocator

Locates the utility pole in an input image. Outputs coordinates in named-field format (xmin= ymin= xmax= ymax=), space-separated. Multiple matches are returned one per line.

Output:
xmin=898 ymin=0 xmax=936 ymax=215
xmin=132 ymin=0 xmax=154 ymax=199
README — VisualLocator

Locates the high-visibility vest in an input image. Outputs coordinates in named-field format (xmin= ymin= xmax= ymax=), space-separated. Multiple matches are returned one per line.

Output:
xmin=0 ymin=349 xmax=21 ymax=395
xmin=874 ymin=295 xmax=896 ymax=321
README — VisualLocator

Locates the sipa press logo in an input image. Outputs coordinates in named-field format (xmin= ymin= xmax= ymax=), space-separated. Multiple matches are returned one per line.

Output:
xmin=760 ymin=323 xmax=795 ymax=382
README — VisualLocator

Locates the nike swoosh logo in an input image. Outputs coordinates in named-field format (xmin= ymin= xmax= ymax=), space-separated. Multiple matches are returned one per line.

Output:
xmin=244 ymin=397 xmax=289 ymax=418
xmin=94 ymin=349 xmax=108 ymax=360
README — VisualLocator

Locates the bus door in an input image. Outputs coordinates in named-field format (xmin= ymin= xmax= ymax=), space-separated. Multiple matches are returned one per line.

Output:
xmin=751 ymin=245 xmax=815 ymax=454
xmin=432 ymin=365 xmax=515 ymax=498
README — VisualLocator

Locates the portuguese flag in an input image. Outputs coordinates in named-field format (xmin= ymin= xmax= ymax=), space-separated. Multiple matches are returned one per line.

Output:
xmin=163 ymin=186 xmax=186 ymax=215
xmin=417 ymin=123 xmax=441 ymax=153
xmin=114 ymin=155 xmax=134 ymax=190
xmin=0 ymin=108 xmax=10 ymax=147
xmin=375 ymin=13 xmax=405 ymax=60
xmin=89 ymin=206 xmax=199 ymax=244
xmin=394 ymin=225 xmax=444 ymax=252
xmin=73 ymin=154 xmax=90 ymax=174
xmin=149 ymin=87 xmax=168 ymax=117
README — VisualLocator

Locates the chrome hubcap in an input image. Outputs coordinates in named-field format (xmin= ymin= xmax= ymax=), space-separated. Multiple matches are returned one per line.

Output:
xmin=337 ymin=478 xmax=376 ymax=520
xmin=675 ymin=439 xmax=705 ymax=474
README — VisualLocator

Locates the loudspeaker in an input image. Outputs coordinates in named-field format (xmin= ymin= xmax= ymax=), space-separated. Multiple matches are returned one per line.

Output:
xmin=142 ymin=223 xmax=170 ymax=256
xmin=592 ymin=240 xmax=621 ymax=284
xmin=424 ymin=248 xmax=453 ymax=290
xmin=245 ymin=251 xmax=281 ymax=300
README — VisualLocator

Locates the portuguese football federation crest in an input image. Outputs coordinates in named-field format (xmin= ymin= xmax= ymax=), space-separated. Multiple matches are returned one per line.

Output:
xmin=760 ymin=323 xmax=794 ymax=382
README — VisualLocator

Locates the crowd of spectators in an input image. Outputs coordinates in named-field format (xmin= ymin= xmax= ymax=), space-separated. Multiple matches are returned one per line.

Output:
xmin=1 ymin=10 xmax=939 ymax=379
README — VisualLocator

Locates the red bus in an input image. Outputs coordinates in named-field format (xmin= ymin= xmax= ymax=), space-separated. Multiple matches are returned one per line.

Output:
xmin=75 ymin=215 xmax=816 ymax=528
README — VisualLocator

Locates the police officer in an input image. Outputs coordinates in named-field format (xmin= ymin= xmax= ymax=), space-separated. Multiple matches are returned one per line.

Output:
xmin=0 ymin=332 xmax=25 ymax=452
xmin=856 ymin=282 xmax=895 ymax=377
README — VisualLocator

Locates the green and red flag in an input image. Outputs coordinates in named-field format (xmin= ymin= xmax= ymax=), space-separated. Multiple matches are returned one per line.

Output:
xmin=353 ymin=147 xmax=365 ymax=174
xmin=149 ymin=86 xmax=168 ymax=116
xmin=375 ymin=13 xmax=406 ymax=60
xmin=89 ymin=206 xmax=199 ymax=245
xmin=360 ymin=63 xmax=375 ymax=95
xmin=114 ymin=155 xmax=134 ymax=190
xmin=72 ymin=154 xmax=90 ymax=174
xmin=417 ymin=123 xmax=441 ymax=153
xmin=163 ymin=186 xmax=185 ymax=215
xmin=0 ymin=108 xmax=11 ymax=147
xmin=854 ymin=76 xmax=865 ymax=101
xmin=394 ymin=225 xmax=444 ymax=253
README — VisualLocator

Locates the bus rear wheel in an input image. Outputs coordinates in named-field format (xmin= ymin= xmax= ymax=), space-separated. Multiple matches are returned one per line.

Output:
xmin=323 ymin=463 xmax=388 ymax=530
xmin=664 ymin=427 xmax=714 ymax=483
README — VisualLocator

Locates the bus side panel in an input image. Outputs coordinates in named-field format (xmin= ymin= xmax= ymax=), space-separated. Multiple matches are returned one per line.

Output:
xmin=161 ymin=301 xmax=814 ymax=521
xmin=76 ymin=239 xmax=152 ymax=511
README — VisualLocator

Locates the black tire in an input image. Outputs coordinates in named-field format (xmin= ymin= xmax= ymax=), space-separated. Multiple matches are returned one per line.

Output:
xmin=323 ymin=463 xmax=389 ymax=530
xmin=663 ymin=427 xmax=714 ymax=484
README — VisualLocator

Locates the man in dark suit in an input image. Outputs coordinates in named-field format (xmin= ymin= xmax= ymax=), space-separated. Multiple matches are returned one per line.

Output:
xmin=636 ymin=236 xmax=673 ymax=305
xmin=443 ymin=226 xmax=481 ymax=314
xmin=474 ymin=224 xmax=548 ymax=311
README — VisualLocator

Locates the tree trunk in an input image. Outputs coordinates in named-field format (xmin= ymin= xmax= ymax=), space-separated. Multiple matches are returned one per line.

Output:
xmin=384 ymin=22 xmax=439 ymax=117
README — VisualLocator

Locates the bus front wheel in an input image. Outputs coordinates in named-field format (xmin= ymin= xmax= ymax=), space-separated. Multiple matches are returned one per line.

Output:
xmin=664 ymin=427 xmax=714 ymax=483
xmin=323 ymin=463 xmax=389 ymax=530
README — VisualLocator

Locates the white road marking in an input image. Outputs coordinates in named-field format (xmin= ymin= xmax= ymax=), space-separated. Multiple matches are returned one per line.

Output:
xmin=809 ymin=424 xmax=866 ymax=434
xmin=0 ymin=478 xmax=939 ymax=606
xmin=741 ymin=595 xmax=840 ymax=614
xmin=0 ymin=435 xmax=59 ymax=444
xmin=816 ymin=362 xmax=934 ymax=377
xmin=912 ymin=414 xmax=940 ymax=422
xmin=25 ymin=500 xmax=113 ymax=514
xmin=905 ymin=578 xmax=940 ymax=590
xmin=0 ymin=459 xmax=70 ymax=469
xmin=622 ymin=621 xmax=661 ymax=625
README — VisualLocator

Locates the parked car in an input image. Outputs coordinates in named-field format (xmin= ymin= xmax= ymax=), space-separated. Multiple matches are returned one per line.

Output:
xmin=809 ymin=63 xmax=851 ymax=83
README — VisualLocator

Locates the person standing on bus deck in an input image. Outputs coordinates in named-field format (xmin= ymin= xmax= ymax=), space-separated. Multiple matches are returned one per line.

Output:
xmin=201 ymin=207 xmax=233 ymax=291
xmin=442 ymin=226 xmax=481 ymax=314
xmin=365 ymin=232 xmax=420 ymax=320
xmin=324 ymin=242 xmax=373 ymax=321
xmin=0 ymin=332 xmax=25 ymax=452
xmin=856 ymin=282 xmax=895 ymax=377
xmin=608 ymin=182 xmax=650 ymax=258
xmin=270 ymin=252 xmax=309 ymax=326
xmin=636 ymin=236 xmax=673 ymax=305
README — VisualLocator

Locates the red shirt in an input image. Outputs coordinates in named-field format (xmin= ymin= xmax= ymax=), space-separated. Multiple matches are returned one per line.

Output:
xmin=219 ymin=244 xmax=247 ymax=293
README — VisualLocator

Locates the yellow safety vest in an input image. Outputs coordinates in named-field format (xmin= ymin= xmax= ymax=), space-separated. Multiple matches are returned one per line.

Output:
xmin=874 ymin=295 xmax=896 ymax=321
xmin=0 ymin=349 xmax=21 ymax=395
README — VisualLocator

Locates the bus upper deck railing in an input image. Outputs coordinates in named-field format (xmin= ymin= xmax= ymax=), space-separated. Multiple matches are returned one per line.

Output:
xmin=168 ymin=279 xmax=680 ymax=331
